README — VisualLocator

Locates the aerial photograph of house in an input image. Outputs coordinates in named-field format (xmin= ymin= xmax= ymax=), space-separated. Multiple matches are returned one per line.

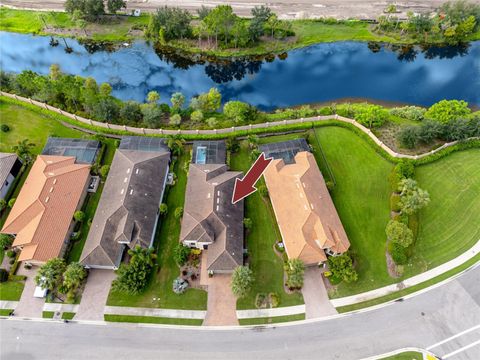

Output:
xmin=0 ymin=152 xmax=22 ymax=199
xmin=260 ymin=139 xmax=350 ymax=266
xmin=80 ymin=137 xmax=170 ymax=270
xmin=180 ymin=141 xmax=244 ymax=274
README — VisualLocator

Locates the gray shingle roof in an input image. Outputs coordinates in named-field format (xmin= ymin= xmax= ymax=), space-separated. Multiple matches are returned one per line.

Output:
xmin=80 ymin=142 xmax=170 ymax=269
xmin=0 ymin=153 xmax=18 ymax=191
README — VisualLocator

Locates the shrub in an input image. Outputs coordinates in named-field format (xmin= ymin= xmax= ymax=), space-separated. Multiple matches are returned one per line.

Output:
xmin=257 ymin=184 xmax=268 ymax=197
xmin=398 ymin=126 xmax=420 ymax=148
xmin=99 ymin=165 xmax=110 ymax=179
xmin=0 ymin=268 xmax=8 ymax=283
xmin=1 ymin=124 xmax=10 ymax=132
xmin=0 ymin=234 xmax=14 ymax=249
xmin=327 ymin=253 xmax=358 ymax=283
xmin=159 ymin=203 xmax=168 ymax=216
xmin=269 ymin=292 xmax=280 ymax=308
xmin=398 ymin=178 xmax=430 ymax=215
xmin=169 ymin=113 xmax=182 ymax=126
xmin=231 ymin=266 xmax=254 ymax=298
xmin=390 ymin=106 xmax=426 ymax=121
xmin=390 ymin=242 xmax=408 ymax=265
xmin=386 ymin=220 xmax=414 ymax=248
xmin=223 ymin=101 xmax=257 ymax=124
xmin=0 ymin=199 xmax=6 ymax=212
xmin=174 ymin=206 xmax=183 ymax=219
xmin=243 ymin=218 xmax=252 ymax=229
xmin=353 ymin=104 xmax=389 ymax=128
xmin=424 ymin=100 xmax=471 ymax=123
xmin=190 ymin=110 xmax=204 ymax=123
xmin=206 ymin=117 xmax=218 ymax=128
xmin=73 ymin=210 xmax=85 ymax=222
xmin=6 ymin=250 xmax=15 ymax=258
xmin=112 ymin=246 xmax=156 ymax=294
xmin=285 ymin=258 xmax=305 ymax=289
xmin=173 ymin=243 xmax=190 ymax=266
xmin=8 ymin=198 xmax=16 ymax=208
xmin=390 ymin=193 xmax=401 ymax=212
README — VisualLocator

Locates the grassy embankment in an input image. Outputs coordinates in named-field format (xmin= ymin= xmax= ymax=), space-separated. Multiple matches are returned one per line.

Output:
xmin=104 ymin=314 xmax=203 ymax=325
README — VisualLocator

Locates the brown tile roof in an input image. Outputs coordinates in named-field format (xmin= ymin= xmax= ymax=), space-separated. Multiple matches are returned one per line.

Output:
xmin=263 ymin=151 xmax=350 ymax=265
xmin=1 ymin=155 xmax=90 ymax=263
xmin=180 ymin=163 xmax=244 ymax=272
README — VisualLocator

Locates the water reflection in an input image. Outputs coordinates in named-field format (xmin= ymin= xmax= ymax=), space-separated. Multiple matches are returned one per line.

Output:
xmin=0 ymin=31 xmax=478 ymax=109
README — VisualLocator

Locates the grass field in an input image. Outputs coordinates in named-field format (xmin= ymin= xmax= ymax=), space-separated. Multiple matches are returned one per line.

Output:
xmin=104 ymin=314 xmax=204 ymax=325
xmin=0 ymin=280 xmax=25 ymax=301
xmin=379 ymin=351 xmax=423 ymax=360
xmin=107 ymin=151 xmax=208 ymax=310
xmin=313 ymin=126 xmax=394 ymax=298
xmin=232 ymin=139 xmax=304 ymax=310
xmin=407 ymin=149 xmax=480 ymax=276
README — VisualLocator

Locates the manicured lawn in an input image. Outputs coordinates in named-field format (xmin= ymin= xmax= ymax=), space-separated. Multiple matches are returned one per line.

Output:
xmin=379 ymin=351 xmax=423 ymax=360
xmin=313 ymin=126 xmax=394 ymax=298
xmin=104 ymin=314 xmax=203 ymax=326
xmin=239 ymin=313 xmax=305 ymax=325
xmin=0 ymin=280 xmax=25 ymax=301
xmin=62 ymin=312 xmax=76 ymax=320
xmin=0 ymin=100 xmax=84 ymax=154
xmin=0 ymin=309 xmax=13 ymax=316
xmin=42 ymin=311 xmax=55 ymax=319
xmin=407 ymin=149 xmax=480 ymax=276
xmin=232 ymin=140 xmax=304 ymax=310
xmin=107 ymin=151 xmax=208 ymax=310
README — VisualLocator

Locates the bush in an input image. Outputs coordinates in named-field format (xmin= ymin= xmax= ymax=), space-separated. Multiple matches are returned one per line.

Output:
xmin=390 ymin=106 xmax=426 ymax=121
xmin=0 ymin=268 xmax=8 ymax=282
xmin=386 ymin=220 xmax=414 ymax=248
xmin=223 ymin=101 xmax=257 ymax=124
xmin=257 ymin=184 xmax=268 ymax=197
xmin=390 ymin=242 xmax=408 ymax=265
xmin=390 ymin=193 xmax=401 ymax=212
xmin=190 ymin=110 xmax=203 ymax=123
xmin=353 ymin=104 xmax=389 ymax=128
xmin=6 ymin=250 xmax=15 ymax=258
xmin=159 ymin=203 xmax=168 ymax=216
xmin=99 ymin=165 xmax=110 ymax=179
xmin=285 ymin=258 xmax=305 ymax=290
xmin=269 ymin=292 xmax=280 ymax=308
xmin=398 ymin=126 xmax=421 ymax=148
xmin=73 ymin=210 xmax=85 ymax=222
xmin=0 ymin=234 xmax=14 ymax=249
xmin=424 ymin=100 xmax=471 ymax=124
xmin=173 ymin=243 xmax=190 ymax=266
xmin=231 ymin=266 xmax=254 ymax=298
xmin=327 ymin=253 xmax=358 ymax=283
xmin=206 ymin=117 xmax=218 ymax=128
xmin=174 ymin=206 xmax=183 ymax=219
xmin=243 ymin=218 xmax=252 ymax=229
xmin=1 ymin=124 xmax=10 ymax=132
xmin=169 ymin=113 xmax=182 ymax=126
xmin=8 ymin=198 xmax=16 ymax=208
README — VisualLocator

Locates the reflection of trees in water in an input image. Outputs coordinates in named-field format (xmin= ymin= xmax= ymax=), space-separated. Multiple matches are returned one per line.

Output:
xmin=153 ymin=44 xmax=198 ymax=70
xmin=79 ymin=39 xmax=117 ymax=54
xmin=368 ymin=41 xmax=471 ymax=61
xmin=205 ymin=59 xmax=263 ymax=83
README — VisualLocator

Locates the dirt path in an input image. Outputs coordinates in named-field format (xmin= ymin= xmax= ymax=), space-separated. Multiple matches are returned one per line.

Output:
xmin=2 ymin=0 xmax=455 ymax=19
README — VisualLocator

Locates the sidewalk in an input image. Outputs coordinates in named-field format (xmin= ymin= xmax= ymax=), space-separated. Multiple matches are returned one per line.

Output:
xmin=331 ymin=240 xmax=480 ymax=308
xmin=104 ymin=306 xmax=206 ymax=320
xmin=236 ymin=304 xmax=305 ymax=319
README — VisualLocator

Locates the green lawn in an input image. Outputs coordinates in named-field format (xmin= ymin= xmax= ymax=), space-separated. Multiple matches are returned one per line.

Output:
xmin=239 ymin=313 xmax=305 ymax=325
xmin=0 ymin=100 xmax=84 ymax=154
xmin=379 ymin=351 xmax=423 ymax=360
xmin=407 ymin=149 xmax=480 ymax=276
xmin=232 ymin=140 xmax=304 ymax=310
xmin=62 ymin=312 xmax=76 ymax=320
xmin=0 ymin=280 xmax=25 ymax=301
xmin=0 ymin=309 xmax=13 ymax=316
xmin=107 ymin=151 xmax=208 ymax=309
xmin=42 ymin=311 xmax=55 ymax=319
xmin=313 ymin=126 xmax=394 ymax=298
xmin=104 ymin=314 xmax=203 ymax=326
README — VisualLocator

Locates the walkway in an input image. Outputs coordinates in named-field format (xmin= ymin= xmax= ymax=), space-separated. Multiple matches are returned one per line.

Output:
xmin=302 ymin=267 xmax=337 ymax=319
xmin=331 ymin=239 xmax=480 ymax=308
xmin=74 ymin=269 xmax=115 ymax=321
xmin=203 ymin=274 xmax=238 ymax=326
xmin=12 ymin=267 xmax=44 ymax=318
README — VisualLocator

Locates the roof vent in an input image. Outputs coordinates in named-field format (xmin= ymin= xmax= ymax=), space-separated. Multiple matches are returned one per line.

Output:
xmin=124 ymin=177 xmax=128 ymax=183
xmin=129 ymin=189 xmax=134 ymax=195
xmin=120 ymin=189 xmax=124 ymax=195
xmin=49 ymin=187 xmax=54 ymax=193
xmin=127 ymin=168 xmax=131 ymax=174
xmin=53 ymin=179 xmax=57 ymax=185
xmin=45 ymin=197 xmax=50 ymax=203
xmin=135 ymin=169 xmax=139 ymax=174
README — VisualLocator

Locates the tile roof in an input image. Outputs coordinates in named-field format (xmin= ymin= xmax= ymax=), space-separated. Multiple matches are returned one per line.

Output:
xmin=263 ymin=151 xmax=350 ymax=265
xmin=180 ymin=162 xmax=244 ymax=272
xmin=80 ymin=146 xmax=170 ymax=269
xmin=1 ymin=155 xmax=90 ymax=262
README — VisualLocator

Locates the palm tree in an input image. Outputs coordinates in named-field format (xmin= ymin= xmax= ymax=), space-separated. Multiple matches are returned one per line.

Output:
xmin=167 ymin=134 xmax=185 ymax=156
xmin=13 ymin=139 xmax=35 ymax=164
xmin=63 ymin=262 xmax=86 ymax=299
xmin=128 ymin=245 xmax=156 ymax=267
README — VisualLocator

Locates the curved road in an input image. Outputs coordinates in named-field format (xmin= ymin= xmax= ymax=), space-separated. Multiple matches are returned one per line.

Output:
xmin=1 ymin=264 xmax=479 ymax=360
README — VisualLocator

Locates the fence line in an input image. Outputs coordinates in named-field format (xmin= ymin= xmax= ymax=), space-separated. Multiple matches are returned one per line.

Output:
xmin=1 ymin=91 xmax=472 ymax=160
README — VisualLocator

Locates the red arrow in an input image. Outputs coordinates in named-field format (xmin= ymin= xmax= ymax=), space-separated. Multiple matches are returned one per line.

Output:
xmin=232 ymin=152 xmax=273 ymax=204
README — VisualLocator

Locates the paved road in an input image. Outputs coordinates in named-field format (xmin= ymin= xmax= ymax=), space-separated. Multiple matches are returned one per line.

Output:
xmin=2 ymin=0 xmax=455 ymax=19
xmin=1 ymin=265 xmax=479 ymax=360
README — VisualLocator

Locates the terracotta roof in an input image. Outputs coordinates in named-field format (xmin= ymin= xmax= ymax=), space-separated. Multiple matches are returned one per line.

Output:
xmin=1 ymin=155 xmax=90 ymax=263
xmin=263 ymin=151 xmax=350 ymax=265
xmin=180 ymin=162 xmax=244 ymax=272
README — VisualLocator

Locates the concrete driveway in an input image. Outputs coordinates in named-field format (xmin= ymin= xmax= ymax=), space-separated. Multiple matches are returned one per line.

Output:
xmin=12 ymin=266 xmax=45 ymax=318
xmin=302 ymin=267 xmax=337 ymax=319
xmin=203 ymin=274 xmax=238 ymax=326
xmin=74 ymin=269 xmax=116 ymax=321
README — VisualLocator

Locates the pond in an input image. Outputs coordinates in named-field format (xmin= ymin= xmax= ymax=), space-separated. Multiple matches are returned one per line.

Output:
xmin=0 ymin=31 xmax=479 ymax=110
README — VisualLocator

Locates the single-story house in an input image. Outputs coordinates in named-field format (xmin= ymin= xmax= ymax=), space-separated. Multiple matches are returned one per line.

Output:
xmin=80 ymin=137 xmax=170 ymax=270
xmin=180 ymin=141 xmax=244 ymax=274
xmin=260 ymin=139 xmax=350 ymax=266
xmin=1 ymin=155 xmax=91 ymax=264
xmin=0 ymin=153 xmax=22 ymax=200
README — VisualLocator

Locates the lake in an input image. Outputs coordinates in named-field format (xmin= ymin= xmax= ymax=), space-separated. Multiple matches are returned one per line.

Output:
xmin=0 ymin=31 xmax=479 ymax=110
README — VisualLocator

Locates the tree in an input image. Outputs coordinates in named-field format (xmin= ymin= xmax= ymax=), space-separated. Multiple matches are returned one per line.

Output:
xmin=424 ymin=100 xmax=471 ymax=123
xmin=197 ymin=5 xmax=211 ymax=20
xmin=196 ymin=88 xmax=222 ymax=113
xmin=327 ymin=253 xmax=358 ymax=283
xmin=0 ymin=234 xmax=13 ymax=250
xmin=231 ymin=266 xmax=253 ymax=298
xmin=35 ymin=258 xmax=66 ymax=292
xmin=141 ymin=104 xmax=164 ymax=128
xmin=159 ymin=203 xmax=168 ymax=216
xmin=398 ymin=178 xmax=430 ymax=215
xmin=385 ymin=220 xmax=414 ymax=248
xmin=62 ymin=262 xmax=86 ymax=301
xmin=111 ymin=246 xmax=156 ymax=294
xmin=398 ymin=126 xmax=421 ymax=149
xmin=223 ymin=101 xmax=256 ymax=124
xmin=120 ymin=101 xmax=143 ymax=124
xmin=13 ymin=139 xmax=35 ymax=164
xmin=173 ymin=243 xmax=191 ymax=266
xmin=73 ymin=210 xmax=85 ymax=222
xmin=107 ymin=0 xmax=126 ymax=14
xmin=170 ymin=92 xmax=185 ymax=110
xmin=99 ymin=164 xmax=110 ymax=179
xmin=267 ymin=13 xmax=280 ymax=38
xmin=354 ymin=105 xmax=389 ymax=128
xmin=92 ymin=98 xmax=119 ymax=122
xmin=169 ymin=113 xmax=182 ymax=126
xmin=65 ymin=0 xmax=105 ymax=22
xmin=146 ymin=90 xmax=160 ymax=104
xmin=167 ymin=134 xmax=185 ymax=156
xmin=249 ymin=5 xmax=272 ymax=41
xmin=146 ymin=6 xmax=192 ymax=41
xmin=285 ymin=259 xmax=305 ymax=289
xmin=204 ymin=5 xmax=237 ymax=46
xmin=190 ymin=109 xmax=204 ymax=123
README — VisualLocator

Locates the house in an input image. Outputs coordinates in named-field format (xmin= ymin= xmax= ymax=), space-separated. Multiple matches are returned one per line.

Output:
xmin=1 ymin=155 xmax=91 ymax=265
xmin=0 ymin=153 xmax=22 ymax=200
xmin=180 ymin=141 xmax=244 ymax=274
xmin=260 ymin=139 xmax=350 ymax=266
xmin=80 ymin=137 xmax=170 ymax=270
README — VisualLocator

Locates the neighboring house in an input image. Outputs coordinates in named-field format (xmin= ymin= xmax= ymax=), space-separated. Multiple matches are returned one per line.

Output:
xmin=0 ymin=153 xmax=22 ymax=200
xmin=180 ymin=141 xmax=244 ymax=274
xmin=80 ymin=137 xmax=170 ymax=270
xmin=260 ymin=139 xmax=350 ymax=266
xmin=42 ymin=137 xmax=101 ymax=164
xmin=1 ymin=155 xmax=91 ymax=265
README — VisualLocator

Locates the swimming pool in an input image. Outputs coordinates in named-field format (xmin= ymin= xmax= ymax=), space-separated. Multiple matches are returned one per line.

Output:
xmin=196 ymin=146 xmax=207 ymax=164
